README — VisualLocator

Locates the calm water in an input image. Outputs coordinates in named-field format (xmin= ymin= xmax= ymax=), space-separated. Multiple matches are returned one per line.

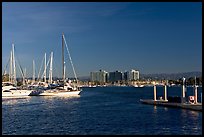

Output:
xmin=2 ymin=86 xmax=202 ymax=135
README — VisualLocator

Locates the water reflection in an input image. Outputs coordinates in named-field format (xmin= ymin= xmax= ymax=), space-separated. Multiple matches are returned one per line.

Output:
xmin=181 ymin=109 xmax=200 ymax=120
xmin=2 ymin=96 xmax=31 ymax=105
xmin=153 ymin=105 xmax=157 ymax=113
xmin=164 ymin=107 xmax=168 ymax=111
xmin=40 ymin=95 xmax=80 ymax=100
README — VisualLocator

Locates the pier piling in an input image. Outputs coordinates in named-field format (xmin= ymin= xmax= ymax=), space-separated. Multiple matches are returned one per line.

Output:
xmin=181 ymin=77 xmax=186 ymax=103
xmin=154 ymin=84 xmax=157 ymax=101
xmin=164 ymin=84 xmax=168 ymax=101
xmin=194 ymin=85 xmax=198 ymax=104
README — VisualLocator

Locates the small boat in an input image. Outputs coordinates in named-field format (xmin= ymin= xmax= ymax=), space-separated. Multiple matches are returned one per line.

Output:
xmin=2 ymin=82 xmax=33 ymax=98
xmin=132 ymin=84 xmax=144 ymax=88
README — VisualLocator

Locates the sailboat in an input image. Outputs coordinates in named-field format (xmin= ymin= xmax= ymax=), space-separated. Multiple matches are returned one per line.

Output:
xmin=36 ymin=33 xmax=81 ymax=96
xmin=2 ymin=43 xmax=33 ymax=98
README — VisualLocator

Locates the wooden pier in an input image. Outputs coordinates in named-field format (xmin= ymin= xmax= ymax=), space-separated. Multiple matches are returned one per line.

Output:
xmin=140 ymin=99 xmax=202 ymax=112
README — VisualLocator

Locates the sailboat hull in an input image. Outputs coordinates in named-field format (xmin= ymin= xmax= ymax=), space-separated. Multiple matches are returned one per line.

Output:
xmin=37 ymin=90 xmax=81 ymax=96
xmin=2 ymin=90 xmax=33 ymax=98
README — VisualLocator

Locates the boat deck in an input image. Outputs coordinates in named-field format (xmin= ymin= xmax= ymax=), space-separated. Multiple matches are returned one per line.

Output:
xmin=140 ymin=99 xmax=202 ymax=111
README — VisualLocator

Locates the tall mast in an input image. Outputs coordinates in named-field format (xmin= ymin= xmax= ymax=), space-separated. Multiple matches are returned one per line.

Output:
xmin=62 ymin=32 xmax=65 ymax=83
xmin=63 ymin=33 xmax=79 ymax=87
xmin=32 ymin=60 xmax=35 ymax=84
xmin=49 ymin=52 xmax=53 ymax=84
xmin=12 ymin=43 xmax=16 ymax=86
xmin=44 ymin=53 xmax=46 ymax=82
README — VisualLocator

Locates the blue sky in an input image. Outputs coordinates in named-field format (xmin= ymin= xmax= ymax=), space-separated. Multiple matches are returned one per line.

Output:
xmin=2 ymin=2 xmax=202 ymax=78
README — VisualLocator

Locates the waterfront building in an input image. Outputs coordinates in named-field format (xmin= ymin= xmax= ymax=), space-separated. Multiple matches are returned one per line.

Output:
xmin=90 ymin=70 xmax=108 ymax=83
xmin=123 ymin=71 xmax=128 ymax=81
xmin=90 ymin=69 xmax=139 ymax=84
xmin=127 ymin=69 xmax=139 ymax=81
xmin=108 ymin=71 xmax=123 ymax=83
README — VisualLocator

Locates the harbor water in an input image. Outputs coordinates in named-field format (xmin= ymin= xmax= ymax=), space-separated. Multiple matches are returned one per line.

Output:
xmin=2 ymin=86 xmax=202 ymax=135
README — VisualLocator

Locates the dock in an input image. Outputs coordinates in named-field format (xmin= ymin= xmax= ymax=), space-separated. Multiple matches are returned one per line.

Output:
xmin=140 ymin=99 xmax=202 ymax=112
xmin=140 ymin=78 xmax=202 ymax=112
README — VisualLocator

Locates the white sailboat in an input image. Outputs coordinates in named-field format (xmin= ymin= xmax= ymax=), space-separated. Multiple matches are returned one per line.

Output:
xmin=2 ymin=43 xmax=33 ymax=98
xmin=37 ymin=33 xmax=81 ymax=96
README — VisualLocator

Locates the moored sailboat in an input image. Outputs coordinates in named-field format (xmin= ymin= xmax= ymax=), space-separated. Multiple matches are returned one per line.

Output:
xmin=35 ymin=33 xmax=81 ymax=96
xmin=2 ymin=44 xmax=33 ymax=98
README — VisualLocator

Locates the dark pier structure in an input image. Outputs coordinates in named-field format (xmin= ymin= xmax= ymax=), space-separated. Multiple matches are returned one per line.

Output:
xmin=140 ymin=78 xmax=202 ymax=112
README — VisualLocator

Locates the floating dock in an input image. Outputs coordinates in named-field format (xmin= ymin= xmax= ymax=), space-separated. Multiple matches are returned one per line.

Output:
xmin=140 ymin=99 xmax=202 ymax=112
xmin=140 ymin=78 xmax=202 ymax=112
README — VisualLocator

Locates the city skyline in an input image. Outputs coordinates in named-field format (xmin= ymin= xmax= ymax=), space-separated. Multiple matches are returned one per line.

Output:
xmin=2 ymin=2 xmax=202 ymax=78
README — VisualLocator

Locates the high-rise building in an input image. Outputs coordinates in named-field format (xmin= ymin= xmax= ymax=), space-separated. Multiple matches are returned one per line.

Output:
xmin=108 ymin=70 xmax=123 ymax=82
xmin=90 ymin=69 xmax=139 ymax=83
xmin=90 ymin=70 xmax=108 ymax=83
xmin=123 ymin=71 xmax=128 ymax=81
xmin=127 ymin=69 xmax=139 ymax=81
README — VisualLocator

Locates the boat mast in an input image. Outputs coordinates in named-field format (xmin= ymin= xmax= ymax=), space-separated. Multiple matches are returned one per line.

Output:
xmin=44 ymin=53 xmax=46 ymax=82
xmin=63 ymin=33 xmax=79 ymax=88
xmin=32 ymin=60 xmax=35 ymax=84
xmin=12 ymin=43 xmax=17 ymax=86
xmin=49 ymin=52 xmax=53 ymax=84
xmin=62 ymin=33 xmax=65 ymax=84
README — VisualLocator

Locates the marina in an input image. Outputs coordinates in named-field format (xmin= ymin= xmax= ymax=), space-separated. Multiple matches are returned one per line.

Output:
xmin=2 ymin=33 xmax=81 ymax=98
xmin=2 ymin=2 xmax=202 ymax=135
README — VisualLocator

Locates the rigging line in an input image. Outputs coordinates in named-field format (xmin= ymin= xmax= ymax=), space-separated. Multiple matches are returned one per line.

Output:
xmin=15 ymin=57 xmax=25 ymax=79
xmin=13 ymin=45 xmax=25 ymax=78
xmin=37 ymin=54 xmax=45 ymax=81
xmin=63 ymin=34 xmax=78 ymax=83
xmin=16 ymin=59 xmax=25 ymax=81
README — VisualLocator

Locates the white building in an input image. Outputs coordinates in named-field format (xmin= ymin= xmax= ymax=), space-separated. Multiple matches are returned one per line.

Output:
xmin=127 ymin=69 xmax=139 ymax=81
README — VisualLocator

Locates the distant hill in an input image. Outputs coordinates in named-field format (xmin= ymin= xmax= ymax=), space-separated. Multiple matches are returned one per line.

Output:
xmin=140 ymin=71 xmax=202 ymax=80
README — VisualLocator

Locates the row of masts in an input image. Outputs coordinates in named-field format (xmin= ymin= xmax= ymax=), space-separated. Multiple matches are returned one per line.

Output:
xmin=7 ymin=46 xmax=54 ymax=85
xmin=4 ymin=33 xmax=78 ymax=88
xmin=32 ymin=51 xmax=53 ymax=84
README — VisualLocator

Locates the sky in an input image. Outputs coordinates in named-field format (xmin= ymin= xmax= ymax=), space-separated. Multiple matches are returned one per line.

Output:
xmin=2 ymin=2 xmax=202 ymax=78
